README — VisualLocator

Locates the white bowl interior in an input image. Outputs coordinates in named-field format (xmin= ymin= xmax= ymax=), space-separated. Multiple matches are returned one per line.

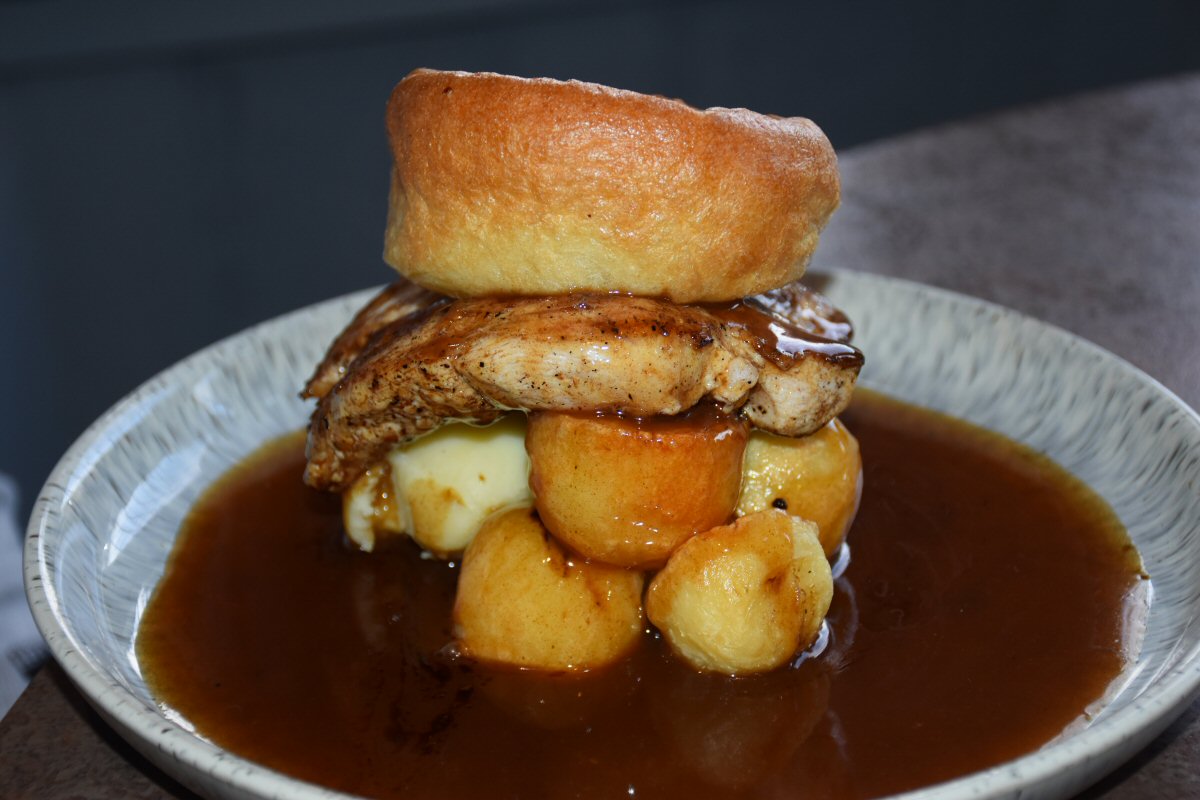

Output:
xmin=26 ymin=270 xmax=1200 ymax=800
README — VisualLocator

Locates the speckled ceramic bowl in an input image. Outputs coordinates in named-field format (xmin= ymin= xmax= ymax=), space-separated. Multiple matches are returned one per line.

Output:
xmin=25 ymin=270 xmax=1200 ymax=800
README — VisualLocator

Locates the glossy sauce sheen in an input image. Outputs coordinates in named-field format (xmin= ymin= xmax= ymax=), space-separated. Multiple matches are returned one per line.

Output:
xmin=137 ymin=391 xmax=1147 ymax=800
xmin=703 ymin=298 xmax=864 ymax=368
xmin=570 ymin=400 xmax=749 ymax=437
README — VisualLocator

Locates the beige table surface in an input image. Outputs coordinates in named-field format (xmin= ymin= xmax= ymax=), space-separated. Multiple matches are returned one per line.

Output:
xmin=3 ymin=72 xmax=1199 ymax=799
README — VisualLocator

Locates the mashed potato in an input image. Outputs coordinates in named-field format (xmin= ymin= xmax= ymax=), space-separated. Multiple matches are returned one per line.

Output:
xmin=342 ymin=414 xmax=531 ymax=555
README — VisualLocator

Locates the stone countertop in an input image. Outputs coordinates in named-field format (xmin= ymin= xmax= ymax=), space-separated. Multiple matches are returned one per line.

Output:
xmin=815 ymin=72 xmax=1200 ymax=413
xmin=3 ymin=72 xmax=1199 ymax=799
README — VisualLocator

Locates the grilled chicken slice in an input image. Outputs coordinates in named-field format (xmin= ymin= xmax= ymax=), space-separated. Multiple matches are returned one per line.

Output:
xmin=305 ymin=280 xmax=854 ymax=404
xmin=304 ymin=280 xmax=446 ymax=400
xmin=304 ymin=290 xmax=862 ymax=492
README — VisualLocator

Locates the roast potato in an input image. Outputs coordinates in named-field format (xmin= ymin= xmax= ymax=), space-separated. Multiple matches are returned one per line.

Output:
xmin=453 ymin=507 xmax=645 ymax=670
xmin=737 ymin=418 xmax=861 ymax=557
xmin=526 ymin=408 xmax=748 ymax=568
xmin=646 ymin=510 xmax=832 ymax=674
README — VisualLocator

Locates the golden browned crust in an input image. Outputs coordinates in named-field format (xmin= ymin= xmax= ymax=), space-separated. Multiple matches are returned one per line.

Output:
xmin=383 ymin=69 xmax=840 ymax=302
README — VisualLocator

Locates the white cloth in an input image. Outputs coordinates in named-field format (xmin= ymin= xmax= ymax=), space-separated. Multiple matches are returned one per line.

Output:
xmin=0 ymin=474 xmax=46 ymax=718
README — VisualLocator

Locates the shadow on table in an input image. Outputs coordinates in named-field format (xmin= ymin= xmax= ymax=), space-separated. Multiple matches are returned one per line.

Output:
xmin=1075 ymin=701 xmax=1200 ymax=799
xmin=0 ymin=662 xmax=200 ymax=799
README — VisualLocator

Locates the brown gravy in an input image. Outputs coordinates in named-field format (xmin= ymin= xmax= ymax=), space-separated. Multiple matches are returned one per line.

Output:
xmin=703 ymin=298 xmax=864 ymax=368
xmin=554 ymin=399 xmax=749 ymax=438
xmin=136 ymin=390 xmax=1147 ymax=799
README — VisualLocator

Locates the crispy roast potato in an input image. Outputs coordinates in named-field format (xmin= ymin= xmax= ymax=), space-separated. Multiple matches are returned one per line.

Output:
xmin=453 ymin=507 xmax=645 ymax=670
xmin=646 ymin=510 xmax=832 ymax=674
xmin=737 ymin=418 xmax=861 ymax=557
xmin=526 ymin=409 xmax=748 ymax=568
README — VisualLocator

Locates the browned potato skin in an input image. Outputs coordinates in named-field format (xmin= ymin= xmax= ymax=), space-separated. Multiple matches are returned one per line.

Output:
xmin=526 ymin=409 xmax=749 ymax=569
xmin=737 ymin=418 xmax=862 ymax=557
xmin=453 ymin=507 xmax=644 ymax=671
xmin=646 ymin=509 xmax=832 ymax=674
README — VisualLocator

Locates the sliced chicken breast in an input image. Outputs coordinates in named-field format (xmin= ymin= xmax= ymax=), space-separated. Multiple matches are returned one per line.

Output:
xmin=304 ymin=286 xmax=861 ymax=492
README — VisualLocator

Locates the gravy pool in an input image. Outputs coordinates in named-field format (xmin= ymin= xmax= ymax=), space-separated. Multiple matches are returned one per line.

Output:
xmin=137 ymin=390 xmax=1148 ymax=799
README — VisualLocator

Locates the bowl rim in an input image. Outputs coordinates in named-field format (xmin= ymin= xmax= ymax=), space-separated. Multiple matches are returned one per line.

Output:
xmin=23 ymin=295 xmax=364 ymax=799
xmin=24 ymin=269 xmax=1200 ymax=800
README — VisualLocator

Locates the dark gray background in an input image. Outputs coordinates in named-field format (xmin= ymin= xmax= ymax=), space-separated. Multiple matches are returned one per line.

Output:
xmin=2 ymin=0 xmax=1198 ymax=521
